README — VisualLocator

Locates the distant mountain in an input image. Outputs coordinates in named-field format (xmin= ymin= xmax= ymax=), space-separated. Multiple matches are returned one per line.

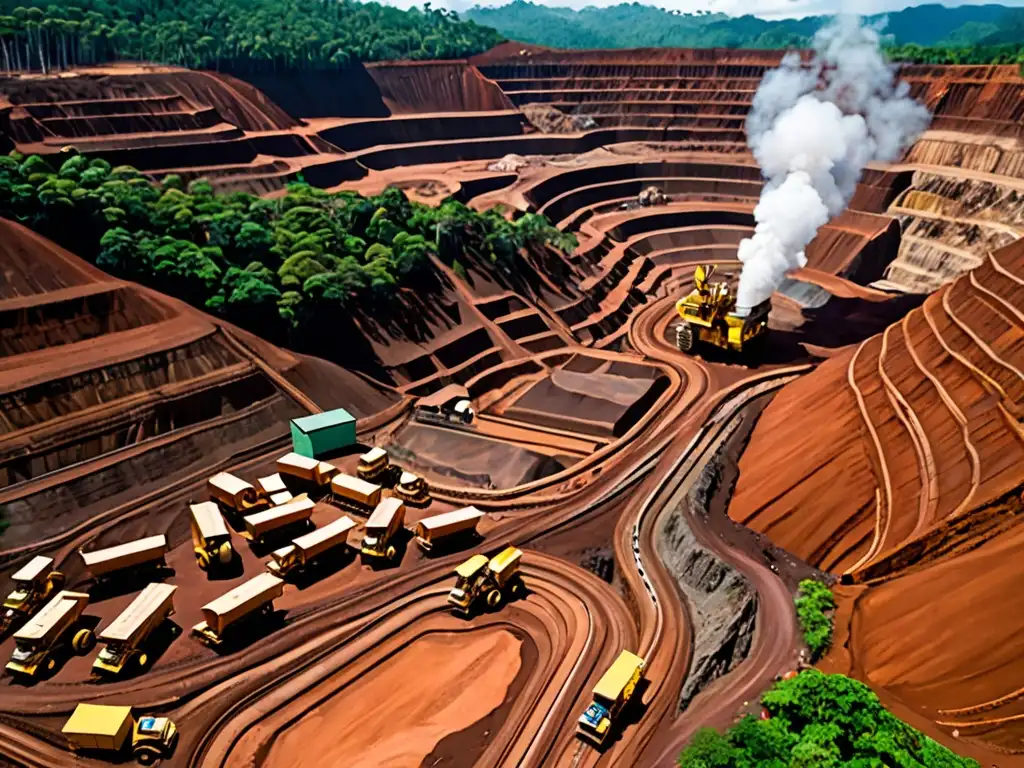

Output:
xmin=463 ymin=2 xmax=1024 ymax=50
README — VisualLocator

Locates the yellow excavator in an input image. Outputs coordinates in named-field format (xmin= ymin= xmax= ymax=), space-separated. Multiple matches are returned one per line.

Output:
xmin=674 ymin=264 xmax=770 ymax=354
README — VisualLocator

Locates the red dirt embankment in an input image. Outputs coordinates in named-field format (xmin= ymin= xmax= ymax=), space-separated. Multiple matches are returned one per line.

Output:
xmin=732 ymin=237 xmax=1024 ymax=762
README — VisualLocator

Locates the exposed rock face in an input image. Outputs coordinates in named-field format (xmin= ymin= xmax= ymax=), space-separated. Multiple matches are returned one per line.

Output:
xmin=657 ymin=459 xmax=757 ymax=710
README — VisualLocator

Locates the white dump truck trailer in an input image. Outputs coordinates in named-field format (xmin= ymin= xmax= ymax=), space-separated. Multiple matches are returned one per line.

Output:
xmin=241 ymin=496 xmax=315 ymax=544
xmin=414 ymin=507 xmax=484 ymax=552
xmin=276 ymin=452 xmax=338 ymax=487
xmin=190 ymin=502 xmax=233 ymax=571
xmin=331 ymin=473 xmax=382 ymax=513
xmin=7 ymin=590 xmax=92 ymax=676
xmin=267 ymin=515 xmax=357 ymax=577
xmin=208 ymin=472 xmax=263 ymax=512
xmin=257 ymin=473 xmax=294 ymax=506
xmin=361 ymin=498 xmax=406 ymax=561
xmin=80 ymin=535 xmax=168 ymax=580
xmin=93 ymin=583 xmax=176 ymax=675
xmin=1 ymin=556 xmax=66 ymax=635
xmin=192 ymin=572 xmax=285 ymax=647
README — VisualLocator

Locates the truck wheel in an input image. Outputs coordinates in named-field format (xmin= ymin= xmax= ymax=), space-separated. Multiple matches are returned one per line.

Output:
xmin=134 ymin=746 xmax=161 ymax=765
xmin=676 ymin=322 xmax=694 ymax=352
xmin=486 ymin=589 xmax=502 ymax=609
xmin=137 ymin=652 xmax=149 ymax=669
xmin=386 ymin=545 xmax=397 ymax=560
xmin=217 ymin=542 xmax=233 ymax=565
xmin=510 ymin=580 xmax=523 ymax=597
xmin=73 ymin=628 xmax=95 ymax=654
xmin=195 ymin=548 xmax=211 ymax=571
xmin=46 ymin=657 xmax=56 ymax=672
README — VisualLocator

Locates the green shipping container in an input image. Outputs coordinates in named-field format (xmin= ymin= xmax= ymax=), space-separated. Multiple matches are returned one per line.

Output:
xmin=290 ymin=408 xmax=356 ymax=459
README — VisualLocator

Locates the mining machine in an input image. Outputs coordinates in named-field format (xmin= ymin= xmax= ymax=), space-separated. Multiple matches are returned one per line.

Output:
xmin=674 ymin=264 xmax=769 ymax=354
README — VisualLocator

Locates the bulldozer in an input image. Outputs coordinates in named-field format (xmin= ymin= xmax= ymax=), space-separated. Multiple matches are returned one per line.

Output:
xmin=674 ymin=264 xmax=770 ymax=354
xmin=447 ymin=546 xmax=523 ymax=616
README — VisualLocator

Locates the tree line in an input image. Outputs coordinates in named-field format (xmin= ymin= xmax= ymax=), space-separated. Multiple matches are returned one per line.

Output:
xmin=0 ymin=151 xmax=576 ymax=352
xmin=679 ymin=669 xmax=978 ymax=768
xmin=0 ymin=0 xmax=504 ymax=74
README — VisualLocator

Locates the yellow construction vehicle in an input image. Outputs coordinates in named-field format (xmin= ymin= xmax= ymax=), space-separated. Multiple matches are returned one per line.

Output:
xmin=0 ymin=556 xmax=65 ymax=636
xmin=577 ymin=650 xmax=646 ymax=746
xmin=447 ymin=546 xmax=523 ymax=616
xmin=62 ymin=704 xmax=178 ymax=766
xmin=674 ymin=264 xmax=770 ymax=354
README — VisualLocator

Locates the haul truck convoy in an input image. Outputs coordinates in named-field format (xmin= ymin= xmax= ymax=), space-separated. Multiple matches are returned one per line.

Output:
xmin=448 ymin=546 xmax=523 ymax=615
xmin=80 ymin=535 xmax=168 ymax=581
xmin=190 ymin=502 xmax=233 ymax=571
xmin=277 ymin=452 xmax=338 ymax=487
xmin=577 ymin=650 xmax=646 ymax=746
xmin=674 ymin=264 xmax=769 ymax=354
xmin=268 ymin=515 xmax=356 ymax=577
xmin=1 ymin=556 xmax=65 ymax=635
xmin=93 ymin=583 xmax=176 ymax=675
xmin=331 ymin=473 xmax=382 ymax=513
xmin=7 ymin=590 xmax=92 ymax=676
xmin=63 ymin=703 xmax=178 ymax=766
xmin=192 ymin=572 xmax=285 ymax=647
xmin=361 ymin=498 xmax=406 ymax=561
xmin=241 ymin=496 xmax=315 ymax=545
xmin=415 ymin=507 xmax=484 ymax=552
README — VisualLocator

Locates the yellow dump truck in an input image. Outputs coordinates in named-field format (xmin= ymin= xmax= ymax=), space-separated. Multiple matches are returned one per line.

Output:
xmin=415 ymin=506 xmax=484 ymax=552
xmin=577 ymin=650 xmax=646 ymax=746
xmin=208 ymin=471 xmax=264 ymax=512
xmin=331 ymin=473 xmax=383 ymax=513
xmin=7 ymin=590 xmax=92 ymax=676
xmin=192 ymin=572 xmax=285 ymax=647
xmin=63 ymin=703 xmax=178 ymax=766
xmin=357 ymin=447 xmax=390 ymax=482
xmin=1 ymin=556 xmax=65 ymax=635
xmin=361 ymin=498 xmax=406 ymax=561
xmin=276 ymin=452 xmax=338 ymax=487
xmin=267 ymin=515 xmax=356 ymax=577
xmin=242 ymin=496 xmax=314 ymax=544
xmin=257 ymin=473 xmax=294 ymax=506
xmin=190 ymin=502 xmax=234 ymax=571
xmin=80 ymin=535 xmax=168 ymax=581
xmin=674 ymin=264 xmax=770 ymax=354
xmin=447 ymin=546 xmax=523 ymax=615
xmin=394 ymin=471 xmax=431 ymax=507
xmin=93 ymin=583 xmax=176 ymax=675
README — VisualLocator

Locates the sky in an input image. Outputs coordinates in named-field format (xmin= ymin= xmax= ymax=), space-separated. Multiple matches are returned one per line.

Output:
xmin=379 ymin=0 xmax=1024 ymax=19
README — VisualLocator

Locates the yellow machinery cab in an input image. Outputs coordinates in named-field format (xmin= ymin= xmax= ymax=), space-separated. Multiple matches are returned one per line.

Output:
xmin=675 ymin=264 xmax=769 ymax=353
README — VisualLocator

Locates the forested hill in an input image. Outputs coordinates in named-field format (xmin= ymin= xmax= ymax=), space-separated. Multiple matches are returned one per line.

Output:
xmin=464 ymin=1 xmax=1024 ymax=51
xmin=0 ymin=0 xmax=504 ymax=73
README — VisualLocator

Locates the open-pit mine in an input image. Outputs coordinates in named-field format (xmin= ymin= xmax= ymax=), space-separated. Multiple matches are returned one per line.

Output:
xmin=1 ymin=32 xmax=1023 ymax=768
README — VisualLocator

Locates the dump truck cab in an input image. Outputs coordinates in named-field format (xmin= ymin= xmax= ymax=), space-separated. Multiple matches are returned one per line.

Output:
xmin=674 ymin=264 xmax=770 ymax=354
xmin=1 ymin=556 xmax=65 ymax=635
xmin=577 ymin=650 xmax=645 ymax=746
xmin=447 ymin=546 xmax=523 ymax=615
xmin=132 ymin=715 xmax=178 ymax=765
xmin=7 ymin=590 xmax=92 ymax=676
xmin=357 ymin=447 xmax=390 ymax=482
xmin=361 ymin=498 xmax=406 ymax=561
xmin=394 ymin=471 xmax=431 ymax=507
xmin=190 ymin=502 xmax=233 ymax=571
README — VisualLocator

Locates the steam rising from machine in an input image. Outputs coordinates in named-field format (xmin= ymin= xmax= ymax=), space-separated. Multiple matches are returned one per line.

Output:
xmin=735 ymin=16 xmax=932 ymax=310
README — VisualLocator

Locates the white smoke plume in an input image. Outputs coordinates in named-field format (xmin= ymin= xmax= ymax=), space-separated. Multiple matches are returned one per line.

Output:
xmin=735 ymin=15 xmax=931 ymax=309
